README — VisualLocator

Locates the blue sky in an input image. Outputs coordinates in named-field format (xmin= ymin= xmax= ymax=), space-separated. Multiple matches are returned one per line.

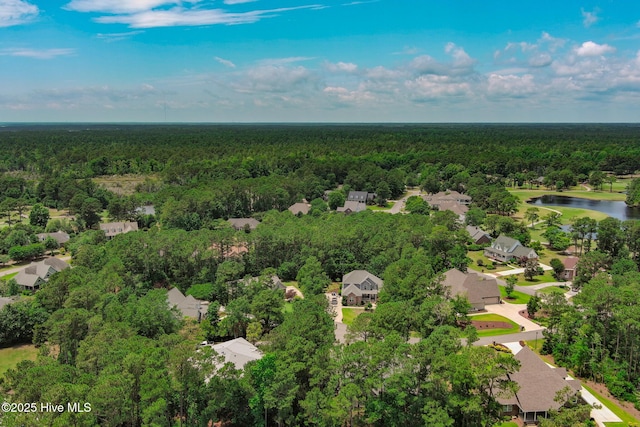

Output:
xmin=1 ymin=0 xmax=639 ymax=122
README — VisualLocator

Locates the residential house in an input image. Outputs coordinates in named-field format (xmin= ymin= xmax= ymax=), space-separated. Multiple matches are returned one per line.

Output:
xmin=498 ymin=344 xmax=582 ymax=424
xmin=466 ymin=225 xmax=492 ymax=245
xmin=288 ymin=202 xmax=311 ymax=216
xmin=236 ymin=275 xmax=286 ymax=292
xmin=336 ymin=201 xmax=367 ymax=214
xmin=484 ymin=235 xmax=538 ymax=263
xmin=36 ymin=231 xmax=70 ymax=245
xmin=561 ymin=256 xmax=579 ymax=281
xmin=342 ymin=270 xmax=383 ymax=306
xmin=441 ymin=268 xmax=501 ymax=311
xmin=13 ymin=257 xmax=70 ymax=292
xmin=167 ymin=287 xmax=208 ymax=321
xmin=422 ymin=190 xmax=472 ymax=206
xmin=210 ymin=337 xmax=263 ymax=371
xmin=228 ymin=218 xmax=260 ymax=231
xmin=100 ymin=221 xmax=139 ymax=239
xmin=347 ymin=191 xmax=376 ymax=204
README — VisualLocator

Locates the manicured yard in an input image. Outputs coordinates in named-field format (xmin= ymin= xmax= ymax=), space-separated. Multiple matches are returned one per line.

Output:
xmin=342 ymin=307 xmax=364 ymax=326
xmin=537 ymin=286 xmax=568 ymax=296
xmin=510 ymin=188 xmax=626 ymax=203
xmin=467 ymin=250 xmax=512 ymax=273
xmin=2 ymin=272 xmax=17 ymax=280
xmin=282 ymin=302 xmax=294 ymax=314
xmin=582 ymin=384 xmax=640 ymax=426
xmin=525 ymin=338 xmax=545 ymax=353
xmin=0 ymin=345 xmax=38 ymax=377
xmin=493 ymin=422 xmax=518 ymax=427
xmin=499 ymin=286 xmax=531 ymax=304
xmin=515 ymin=271 xmax=557 ymax=287
xmin=367 ymin=202 xmax=395 ymax=211
xmin=468 ymin=313 xmax=520 ymax=337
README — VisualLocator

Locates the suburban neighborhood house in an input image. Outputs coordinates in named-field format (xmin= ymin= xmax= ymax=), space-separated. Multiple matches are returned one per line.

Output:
xmin=167 ymin=287 xmax=208 ymax=321
xmin=466 ymin=225 xmax=492 ymax=245
xmin=14 ymin=257 xmax=70 ymax=292
xmin=342 ymin=270 xmax=383 ymax=306
xmin=562 ymin=256 xmax=579 ymax=281
xmin=422 ymin=190 xmax=472 ymax=206
xmin=227 ymin=218 xmax=260 ymax=231
xmin=288 ymin=202 xmax=311 ymax=216
xmin=210 ymin=337 xmax=263 ymax=371
xmin=100 ymin=221 xmax=139 ymax=239
xmin=441 ymin=268 xmax=501 ymax=311
xmin=336 ymin=201 xmax=366 ymax=214
xmin=36 ymin=231 xmax=70 ymax=245
xmin=347 ymin=191 xmax=376 ymax=204
xmin=498 ymin=344 xmax=583 ymax=424
xmin=484 ymin=235 xmax=538 ymax=263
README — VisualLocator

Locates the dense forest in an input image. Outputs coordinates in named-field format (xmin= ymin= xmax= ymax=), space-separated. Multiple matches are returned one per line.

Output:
xmin=1 ymin=124 xmax=640 ymax=426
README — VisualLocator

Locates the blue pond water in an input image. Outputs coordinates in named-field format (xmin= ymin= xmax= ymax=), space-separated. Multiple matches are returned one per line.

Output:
xmin=527 ymin=195 xmax=640 ymax=221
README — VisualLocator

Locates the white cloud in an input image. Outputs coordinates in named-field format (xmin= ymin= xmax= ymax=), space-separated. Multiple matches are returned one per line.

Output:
xmin=581 ymin=8 xmax=599 ymax=28
xmin=259 ymin=56 xmax=315 ymax=65
xmin=325 ymin=61 xmax=358 ymax=73
xmin=323 ymin=86 xmax=374 ymax=103
xmin=233 ymin=65 xmax=319 ymax=94
xmin=67 ymin=1 xmax=323 ymax=28
xmin=96 ymin=30 xmax=144 ymax=42
xmin=487 ymin=74 xmax=536 ymax=97
xmin=0 ymin=48 xmax=75 ymax=59
xmin=410 ymin=43 xmax=476 ymax=77
xmin=405 ymin=75 xmax=472 ymax=101
xmin=575 ymin=41 xmax=616 ymax=56
xmin=215 ymin=56 xmax=236 ymax=68
xmin=528 ymin=52 xmax=552 ymax=67
xmin=224 ymin=0 xmax=257 ymax=4
xmin=0 ymin=0 xmax=38 ymax=27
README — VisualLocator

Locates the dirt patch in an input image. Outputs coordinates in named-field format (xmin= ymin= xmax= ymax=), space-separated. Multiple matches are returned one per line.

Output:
xmin=471 ymin=320 xmax=513 ymax=330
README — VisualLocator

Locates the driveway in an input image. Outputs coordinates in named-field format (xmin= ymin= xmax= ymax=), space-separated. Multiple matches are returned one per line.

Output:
xmin=475 ymin=302 xmax=544 ymax=333
xmin=580 ymin=386 xmax=623 ymax=426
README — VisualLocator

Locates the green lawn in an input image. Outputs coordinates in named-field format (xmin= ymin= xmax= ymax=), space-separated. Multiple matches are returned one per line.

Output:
xmin=493 ymin=422 xmax=518 ymax=427
xmin=515 ymin=271 xmax=557 ymax=286
xmin=2 ymin=272 xmax=18 ymax=280
xmin=510 ymin=188 xmax=626 ymax=202
xmin=467 ymin=250 xmax=512 ymax=273
xmin=499 ymin=286 xmax=531 ymax=304
xmin=0 ymin=345 xmax=38 ymax=377
xmin=537 ymin=286 xmax=568 ymax=295
xmin=582 ymin=384 xmax=640 ymax=426
xmin=342 ymin=308 xmax=364 ymax=326
xmin=525 ymin=338 xmax=545 ymax=353
xmin=367 ymin=202 xmax=395 ymax=211
xmin=468 ymin=313 xmax=520 ymax=337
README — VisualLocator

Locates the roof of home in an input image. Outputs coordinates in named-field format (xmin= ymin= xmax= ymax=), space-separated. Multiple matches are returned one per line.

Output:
xmin=37 ymin=231 xmax=70 ymax=244
xmin=563 ymin=256 xmax=579 ymax=270
xmin=436 ymin=201 xmax=468 ymax=215
xmin=288 ymin=202 xmax=311 ymax=215
xmin=347 ymin=191 xmax=375 ymax=202
xmin=441 ymin=269 xmax=500 ymax=305
xmin=489 ymin=235 xmax=537 ymax=258
xmin=499 ymin=346 xmax=582 ymax=413
xmin=13 ymin=258 xmax=70 ymax=289
xmin=227 ymin=218 xmax=260 ymax=230
xmin=167 ymin=287 xmax=208 ymax=319
xmin=343 ymin=270 xmax=383 ymax=287
xmin=211 ymin=337 xmax=263 ymax=370
xmin=423 ymin=190 xmax=472 ymax=202
xmin=336 ymin=201 xmax=367 ymax=213
xmin=100 ymin=221 xmax=139 ymax=237
xmin=466 ymin=225 xmax=491 ymax=241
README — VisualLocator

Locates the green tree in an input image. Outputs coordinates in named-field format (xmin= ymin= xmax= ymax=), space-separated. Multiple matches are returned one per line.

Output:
xmin=505 ymin=275 xmax=517 ymax=298
xmin=525 ymin=207 xmax=540 ymax=228
xmin=464 ymin=207 xmax=486 ymax=226
xmin=524 ymin=258 xmax=540 ymax=281
xmin=626 ymin=178 xmax=640 ymax=207
xmin=375 ymin=181 xmax=391 ymax=206
xmin=527 ymin=293 xmax=541 ymax=318
xmin=79 ymin=197 xmax=103 ymax=229
xmin=327 ymin=191 xmax=345 ymax=210
xmin=296 ymin=256 xmax=330 ymax=296
xmin=550 ymin=258 xmax=565 ymax=280
xmin=405 ymin=195 xmax=430 ymax=215
xmin=246 ymin=321 xmax=263 ymax=344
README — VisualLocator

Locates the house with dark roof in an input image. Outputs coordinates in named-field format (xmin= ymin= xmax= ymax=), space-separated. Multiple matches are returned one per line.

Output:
xmin=347 ymin=191 xmax=376 ymax=204
xmin=342 ymin=270 xmax=383 ymax=306
xmin=13 ymin=257 xmax=70 ymax=292
xmin=498 ymin=345 xmax=583 ymax=424
xmin=466 ymin=225 xmax=492 ymax=245
xmin=484 ymin=235 xmax=538 ymax=263
xmin=561 ymin=256 xmax=579 ymax=281
xmin=441 ymin=268 xmax=501 ymax=310
xmin=36 ymin=231 xmax=70 ymax=245
xmin=336 ymin=201 xmax=367 ymax=214
xmin=228 ymin=218 xmax=260 ymax=231
xmin=100 ymin=221 xmax=138 ymax=239
xmin=288 ymin=202 xmax=311 ymax=216
xmin=167 ymin=287 xmax=208 ymax=321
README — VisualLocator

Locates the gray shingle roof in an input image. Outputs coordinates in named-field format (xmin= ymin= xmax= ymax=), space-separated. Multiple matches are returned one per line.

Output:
xmin=211 ymin=337 xmax=263 ymax=370
xmin=228 ymin=218 xmax=260 ymax=230
xmin=441 ymin=269 xmax=500 ymax=305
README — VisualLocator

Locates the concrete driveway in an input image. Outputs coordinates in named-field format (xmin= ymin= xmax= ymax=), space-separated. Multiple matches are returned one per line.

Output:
xmin=472 ymin=302 xmax=544 ymax=333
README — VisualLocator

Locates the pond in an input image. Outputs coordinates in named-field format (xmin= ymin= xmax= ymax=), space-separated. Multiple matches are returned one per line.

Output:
xmin=527 ymin=195 xmax=640 ymax=221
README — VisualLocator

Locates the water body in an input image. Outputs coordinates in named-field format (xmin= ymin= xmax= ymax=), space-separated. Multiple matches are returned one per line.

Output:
xmin=527 ymin=195 xmax=640 ymax=221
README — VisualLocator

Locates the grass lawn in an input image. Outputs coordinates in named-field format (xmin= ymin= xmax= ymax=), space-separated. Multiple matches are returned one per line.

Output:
xmin=499 ymin=286 xmax=531 ymax=304
xmin=515 ymin=271 xmax=557 ymax=286
xmin=510 ymin=188 xmax=626 ymax=202
xmin=467 ymin=250 xmax=512 ymax=273
xmin=537 ymin=286 xmax=568 ymax=295
xmin=582 ymin=384 xmax=640 ymax=426
xmin=525 ymin=338 xmax=545 ymax=353
xmin=493 ymin=422 xmax=518 ymax=427
xmin=342 ymin=307 xmax=364 ymax=326
xmin=367 ymin=202 xmax=395 ymax=211
xmin=2 ymin=272 xmax=18 ymax=280
xmin=0 ymin=344 xmax=38 ymax=377
xmin=468 ymin=313 xmax=520 ymax=337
